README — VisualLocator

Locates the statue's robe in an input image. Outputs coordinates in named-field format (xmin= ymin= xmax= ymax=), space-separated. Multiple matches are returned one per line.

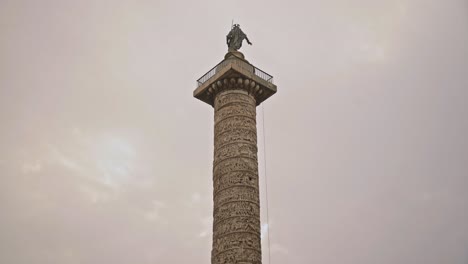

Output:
xmin=227 ymin=27 xmax=247 ymax=51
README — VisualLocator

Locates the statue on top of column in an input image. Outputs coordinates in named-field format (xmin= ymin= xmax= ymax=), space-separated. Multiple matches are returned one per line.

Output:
xmin=226 ymin=24 xmax=252 ymax=51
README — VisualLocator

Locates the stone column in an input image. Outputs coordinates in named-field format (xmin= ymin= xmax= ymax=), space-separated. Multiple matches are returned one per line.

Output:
xmin=212 ymin=80 xmax=261 ymax=264
xmin=194 ymin=51 xmax=276 ymax=264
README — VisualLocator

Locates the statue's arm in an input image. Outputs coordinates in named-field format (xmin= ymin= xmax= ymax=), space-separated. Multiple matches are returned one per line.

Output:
xmin=245 ymin=36 xmax=252 ymax=45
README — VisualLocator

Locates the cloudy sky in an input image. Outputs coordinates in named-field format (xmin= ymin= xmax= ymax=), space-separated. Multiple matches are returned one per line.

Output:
xmin=1 ymin=0 xmax=467 ymax=263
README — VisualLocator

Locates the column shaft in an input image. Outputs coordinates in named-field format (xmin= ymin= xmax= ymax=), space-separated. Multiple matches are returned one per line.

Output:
xmin=212 ymin=89 xmax=262 ymax=264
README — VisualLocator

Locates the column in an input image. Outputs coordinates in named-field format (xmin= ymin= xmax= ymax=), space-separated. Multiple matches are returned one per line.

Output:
xmin=211 ymin=79 xmax=262 ymax=264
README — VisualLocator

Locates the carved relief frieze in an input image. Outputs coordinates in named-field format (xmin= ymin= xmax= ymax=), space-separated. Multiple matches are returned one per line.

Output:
xmin=214 ymin=92 xmax=255 ymax=111
xmin=213 ymin=157 xmax=258 ymax=177
xmin=214 ymin=115 xmax=256 ymax=136
xmin=211 ymin=88 xmax=262 ymax=264
xmin=213 ymin=201 xmax=260 ymax=224
xmin=214 ymin=186 xmax=259 ymax=207
xmin=214 ymin=128 xmax=257 ymax=150
xmin=212 ymin=232 xmax=261 ymax=256
xmin=213 ymin=216 xmax=260 ymax=238
xmin=214 ymin=103 xmax=256 ymax=124
xmin=213 ymin=171 xmax=258 ymax=192
xmin=212 ymin=247 xmax=261 ymax=264
xmin=214 ymin=142 xmax=257 ymax=166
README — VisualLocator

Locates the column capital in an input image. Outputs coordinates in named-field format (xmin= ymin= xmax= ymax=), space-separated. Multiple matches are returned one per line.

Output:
xmin=194 ymin=55 xmax=277 ymax=107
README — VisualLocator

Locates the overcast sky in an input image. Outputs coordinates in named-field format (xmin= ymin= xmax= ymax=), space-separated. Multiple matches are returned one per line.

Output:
xmin=1 ymin=0 xmax=468 ymax=263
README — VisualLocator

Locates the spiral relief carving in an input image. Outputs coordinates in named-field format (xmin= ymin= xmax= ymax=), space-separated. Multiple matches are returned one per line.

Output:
xmin=212 ymin=88 xmax=261 ymax=264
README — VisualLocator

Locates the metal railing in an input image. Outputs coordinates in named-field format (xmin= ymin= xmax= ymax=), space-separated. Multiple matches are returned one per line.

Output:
xmin=196 ymin=61 xmax=226 ymax=87
xmin=253 ymin=67 xmax=273 ymax=83
xmin=197 ymin=61 xmax=274 ymax=87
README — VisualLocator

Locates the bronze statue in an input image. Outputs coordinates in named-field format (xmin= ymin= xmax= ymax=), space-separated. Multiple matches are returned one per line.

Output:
xmin=226 ymin=24 xmax=252 ymax=51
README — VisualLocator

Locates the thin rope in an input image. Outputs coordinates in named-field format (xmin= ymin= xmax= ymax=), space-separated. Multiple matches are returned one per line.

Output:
xmin=262 ymin=104 xmax=272 ymax=264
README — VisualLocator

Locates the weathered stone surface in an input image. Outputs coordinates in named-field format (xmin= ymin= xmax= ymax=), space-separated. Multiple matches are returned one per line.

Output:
xmin=214 ymin=143 xmax=258 ymax=165
xmin=214 ymin=187 xmax=260 ymax=214
xmin=213 ymin=171 xmax=258 ymax=193
xmin=213 ymin=247 xmax=261 ymax=264
xmin=214 ymin=129 xmax=257 ymax=151
xmin=213 ymin=216 xmax=260 ymax=238
xmin=214 ymin=88 xmax=255 ymax=108
xmin=212 ymin=88 xmax=261 ymax=264
xmin=215 ymin=116 xmax=256 ymax=137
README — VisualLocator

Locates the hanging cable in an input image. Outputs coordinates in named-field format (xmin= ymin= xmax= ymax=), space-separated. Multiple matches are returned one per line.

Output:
xmin=262 ymin=104 xmax=272 ymax=264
